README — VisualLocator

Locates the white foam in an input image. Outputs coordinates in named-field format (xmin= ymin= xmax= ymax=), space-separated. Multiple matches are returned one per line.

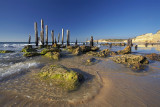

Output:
xmin=0 ymin=61 xmax=40 ymax=80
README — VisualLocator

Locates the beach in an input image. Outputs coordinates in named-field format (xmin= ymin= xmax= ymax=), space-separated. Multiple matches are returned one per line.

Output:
xmin=0 ymin=42 xmax=160 ymax=106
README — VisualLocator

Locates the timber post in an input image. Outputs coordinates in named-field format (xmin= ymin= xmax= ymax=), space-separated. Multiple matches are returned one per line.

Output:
xmin=28 ymin=34 xmax=31 ymax=44
xmin=67 ymin=30 xmax=70 ymax=46
xmin=34 ymin=22 xmax=38 ymax=46
xmin=62 ymin=28 xmax=64 ymax=45
xmin=45 ymin=25 xmax=48 ymax=45
xmin=90 ymin=36 xmax=94 ymax=47
xmin=40 ymin=19 xmax=44 ymax=46
xmin=75 ymin=38 xmax=77 ymax=45
xmin=51 ymin=30 xmax=54 ymax=45
xmin=58 ymin=33 xmax=60 ymax=43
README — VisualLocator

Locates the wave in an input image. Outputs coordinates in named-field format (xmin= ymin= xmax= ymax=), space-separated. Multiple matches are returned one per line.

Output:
xmin=0 ymin=61 xmax=40 ymax=80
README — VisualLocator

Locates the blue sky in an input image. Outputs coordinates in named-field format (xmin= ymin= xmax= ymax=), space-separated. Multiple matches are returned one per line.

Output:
xmin=0 ymin=0 xmax=160 ymax=42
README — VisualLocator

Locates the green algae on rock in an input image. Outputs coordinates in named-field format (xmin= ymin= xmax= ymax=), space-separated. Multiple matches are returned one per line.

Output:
xmin=111 ymin=54 xmax=149 ymax=70
xmin=23 ymin=52 xmax=40 ymax=57
xmin=38 ymin=64 xmax=84 ymax=90
xmin=87 ymin=49 xmax=110 ymax=57
xmin=117 ymin=46 xmax=131 ymax=55
xmin=21 ymin=45 xmax=37 ymax=53
xmin=0 ymin=50 xmax=14 ymax=53
xmin=145 ymin=53 xmax=160 ymax=61
xmin=40 ymin=48 xmax=61 ymax=55
xmin=44 ymin=52 xmax=60 ymax=60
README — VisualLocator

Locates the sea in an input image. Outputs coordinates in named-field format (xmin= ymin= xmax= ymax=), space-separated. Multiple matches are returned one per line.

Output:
xmin=0 ymin=42 xmax=160 ymax=106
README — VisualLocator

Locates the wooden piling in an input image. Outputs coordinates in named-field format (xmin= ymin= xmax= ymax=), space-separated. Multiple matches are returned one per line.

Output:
xmin=58 ymin=33 xmax=60 ymax=43
xmin=90 ymin=36 xmax=94 ymax=47
xmin=34 ymin=22 xmax=38 ymax=46
xmin=62 ymin=28 xmax=64 ymax=45
xmin=40 ymin=19 xmax=44 ymax=46
xmin=55 ymin=37 xmax=57 ymax=45
xmin=67 ymin=30 xmax=70 ymax=46
xmin=28 ymin=34 xmax=31 ymax=44
xmin=51 ymin=30 xmax=54 ymax=45
xmin=75 ymin=38 xmax=77 ymax=45
xmin=127 ymin=38 xmax=132 ymax=47
xmin=45 ymin=25 xmax=48 ymax=45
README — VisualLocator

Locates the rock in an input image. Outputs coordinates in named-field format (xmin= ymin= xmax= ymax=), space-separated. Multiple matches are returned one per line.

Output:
xmin=21 ymin=45 xmax=37 ymax=53
xmin=0 ymin=50 xmax=14 ymax=53
xmin=80 ymin=46 xmax=91 ymax=52
xmin=72 ymin=47 xmax=82 ymax=55
xmin=66 ymin=46 xmax=78 ymax=52
xmin=111 ymin=54 xmax=149 ymax=70
xmin=38 ymin=64 xmax=84 ymax=90
xmin=23 ymin=52 xmax=40 ymax=57
xmin=44 ymin=52 xmax=60 ymax=60
xmin=91 ymin=46 xmax=99 ymax=51
xmin=117 ymin=46 xmax=131 ymax=55
xmin=110 ymin=52 xmax=118 ymax=56
xmin=40 ymin=48 xmax=61 ymax=55
xmin=145 ymin=53 xmax=160 ymax=61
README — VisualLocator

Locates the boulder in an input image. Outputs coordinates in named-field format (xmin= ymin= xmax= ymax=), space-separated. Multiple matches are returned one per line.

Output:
xmin=117 ymin=46 xmax=131 ymax=55
xmin=21 ymin=45 xmax=37 ymax=53
xmin=0 ymin=50 xmax=14 ymax=53
xmin=91 ymin=46 xmax=99 ymax=51
xmin=145 ymin=53 xmax=160 ymax=61
xmin=23 ymin=52 xmax=40 ymax=57
xmin=72 ymin=47 xmax=82 ymax=55
xmin=44 ymin=52 xmax=60 ymax=60
xmin=38 ymin=64 xmax=84 ymax=90
xmin=40 ymin=48 xmax=60 ymax=55
xmin=111 ymin=54 xmax=149 ymax=70
xmin=80 ymin=46 xmax=91 ymax=52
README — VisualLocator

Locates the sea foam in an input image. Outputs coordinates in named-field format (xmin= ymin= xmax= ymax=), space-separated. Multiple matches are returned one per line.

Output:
xmin=0 ymin=61 xmax=40 ymax=80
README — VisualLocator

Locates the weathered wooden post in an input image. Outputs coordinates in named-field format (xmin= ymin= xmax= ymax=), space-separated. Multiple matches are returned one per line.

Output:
xmin=62 ymin=28 xmax=64 ymax=45
xmin=28 ymin=34 xmax=31 ymax=44
xmin=86 ymin=38 xmax=88 ymax=45
xmin=55 ymin=37 xmax=57 ymax=45
xmin=67 ymin=30 xmax=70 ymax=46
xmin=51 ymin=30 xmax=54 ymax=45
xmin=90 ymin=36 xmax=94 ymax=47
xmin=135 ymin=45 xmax=138 ymax=50
xmin=58 ymin=33 xmax=60 ymax=43
xmin=75 ymin=38 xmax=78 ymax=45
xmin=40 ymin=19 xmax=44 ymax=46
xmin=34 ymin=22 xmax=38 ymax=46
xmin=127 ymin=38 xmax=132 ymax=47
xmin=45 ymin=25 xmax=48 ymax=45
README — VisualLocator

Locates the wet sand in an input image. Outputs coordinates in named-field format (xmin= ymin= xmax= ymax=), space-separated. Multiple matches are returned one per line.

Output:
xmin=0 ymin=54 xmax=160 ymax=107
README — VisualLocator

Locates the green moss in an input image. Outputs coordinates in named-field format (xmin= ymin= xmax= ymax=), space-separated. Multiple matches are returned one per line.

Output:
xmin=44 ymin=52 xmax=60 ymax=60
xmin=38 ymin=64 xmax=84 ymax=90
xmin=40 ymin=48 xmax=60 ymax=55
xmin=0 ymin=50 xmax=14 ymax=53
xmin=23 ymin=52 xmax=40 ymax=57
xmin=21 ymin=45 xmax=37 ymax=53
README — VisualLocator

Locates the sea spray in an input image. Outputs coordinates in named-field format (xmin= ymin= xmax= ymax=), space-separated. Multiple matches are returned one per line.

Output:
xmin=0 ymin=61 xmax=40 ymax=80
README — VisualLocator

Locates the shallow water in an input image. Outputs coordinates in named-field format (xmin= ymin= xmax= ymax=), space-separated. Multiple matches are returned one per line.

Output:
xmin=0 ymin=43 xmax=160 ymax=106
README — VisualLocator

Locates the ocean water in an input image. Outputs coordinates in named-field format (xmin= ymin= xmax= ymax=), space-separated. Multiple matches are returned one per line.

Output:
xmin=0 ymin=42 xmax=160 ymax=106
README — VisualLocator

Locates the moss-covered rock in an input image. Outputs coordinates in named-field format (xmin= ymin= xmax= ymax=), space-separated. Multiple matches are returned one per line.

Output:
xmin=87 ymin=49 xmax=110 ymax=57
xmin=145 ymin=53 xmax=160 ymax=61
xmin=111 ymin=54 xmax=149 ymax=70
xmin=44 ymin=52 xmax=60 ymax=60
xmin=23 ymin=52 xmax=40 ymax=57
xmin=21 ymin=45 xmax=37 ymax=53
xmin=80 ymin=46 xmax=91 ymax=52
xmin=0 ymin=50 xmax=14 ymax=53
xmin=38 ymin=64 xmax=84 ymax=90
xmin=91 ymin=46 xmax=99 ymax=51
xmin=40 ymin=48 xmax=61 ymax=55
xmin=72 ymin=47 xmax=82 ymax=55
xmin=117 ymin=46 xmax=131 ymax=55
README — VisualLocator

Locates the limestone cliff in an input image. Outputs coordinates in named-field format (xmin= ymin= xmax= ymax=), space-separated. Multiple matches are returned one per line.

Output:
xmin=132 ymin=30 xmax=160 ymax=43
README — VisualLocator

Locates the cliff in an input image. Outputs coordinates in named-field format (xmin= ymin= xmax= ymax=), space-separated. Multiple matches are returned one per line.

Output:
xmin=132 ymin=30 xmax=160 ymax=43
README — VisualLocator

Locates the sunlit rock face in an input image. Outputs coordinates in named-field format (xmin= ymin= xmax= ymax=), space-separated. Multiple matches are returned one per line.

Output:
xmin=132 ymin=30 xmax=160 ymax=43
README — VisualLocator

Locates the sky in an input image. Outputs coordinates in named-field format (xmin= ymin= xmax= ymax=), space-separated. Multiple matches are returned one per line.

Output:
xmin=0 ymin=0 xmax=160 ymax=42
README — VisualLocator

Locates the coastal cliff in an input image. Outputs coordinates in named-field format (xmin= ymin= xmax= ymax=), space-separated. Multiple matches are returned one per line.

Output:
xmin=132 ymin=30 xmax=160 ymax=43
